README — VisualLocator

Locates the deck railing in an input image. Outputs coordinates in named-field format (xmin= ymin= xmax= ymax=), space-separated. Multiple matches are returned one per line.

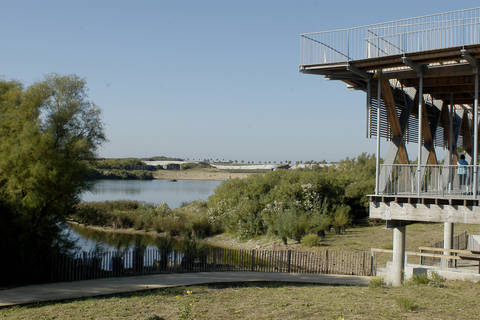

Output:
xmin=300 ymin=7 xmax=480 ymax=66
xmin=378 ymin=164 xmax=478 ymax=198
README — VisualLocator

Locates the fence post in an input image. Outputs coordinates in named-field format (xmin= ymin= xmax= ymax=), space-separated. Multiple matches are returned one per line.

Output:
xmin=287 ymin=250 xmax=292 ymax=273
xmin=325 ymin=250 xmax=329 ymax=274
xmin=420 ymin=249 xmax=423 ymax=265
xmin=213 ymin=248 xmax=217 ymax=272
xmin=370 ymin=250 xmax=375 ymax=276
xmin=251 ymin=250 xmax=256 ymax=272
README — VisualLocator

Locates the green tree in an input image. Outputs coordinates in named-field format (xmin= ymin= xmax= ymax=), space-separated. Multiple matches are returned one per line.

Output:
xmin=0 ymin=74 xmax=105 ymax=284
xmin=332 ymin=205 xmax=351 ymax=234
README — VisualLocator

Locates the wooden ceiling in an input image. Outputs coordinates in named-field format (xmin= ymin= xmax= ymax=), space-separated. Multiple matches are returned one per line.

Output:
xmin=300 ymin=44 xmax=480 ymax=107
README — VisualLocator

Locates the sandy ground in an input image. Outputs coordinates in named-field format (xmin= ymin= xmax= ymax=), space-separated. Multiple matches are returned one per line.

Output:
xmin=152 ymin=168 xmax=257 ymax=181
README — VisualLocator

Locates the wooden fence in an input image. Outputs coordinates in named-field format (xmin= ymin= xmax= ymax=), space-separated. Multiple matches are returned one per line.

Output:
xmin=49 ymin=247 xmax=373 ymax=282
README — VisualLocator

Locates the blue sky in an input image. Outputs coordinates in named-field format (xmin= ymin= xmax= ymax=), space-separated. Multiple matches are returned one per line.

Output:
xmin=1 ymin=1 xmax=478 ymax=162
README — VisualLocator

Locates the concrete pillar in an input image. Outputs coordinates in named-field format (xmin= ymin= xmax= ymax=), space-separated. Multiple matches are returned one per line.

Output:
xmin=442 ymin=222 xmax=454 ymax=269
xmin=391 ymin=225 xmax=406 ymax=286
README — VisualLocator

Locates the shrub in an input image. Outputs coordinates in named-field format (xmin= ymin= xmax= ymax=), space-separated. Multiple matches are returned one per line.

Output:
xmin=206 ymin=158 xmax=375 ymax=241
xmin=275 ymin=208 xmax=308 ymax=244
xmin=71 ymin=200 xmax=220 ymax=239
xmin=332 ymin=205 xmax=351 ymax=234
xmin=411 ymin=273 xmax=431 ymax=286
xmin=368 ymin=277 xmax=385 ymax=288
xmin=312 ymin=213 xmax=331 ymax=238
xmin=429 ymin=271 xmax=446 ymax=288
xmin=301 ymin=234 xmax=321 ymax=247
xmin=395 ymin=296 xmax=418 ymax=312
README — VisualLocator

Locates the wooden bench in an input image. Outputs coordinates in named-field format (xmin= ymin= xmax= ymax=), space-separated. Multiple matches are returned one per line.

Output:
xmin=371 ymin=248 xmax=480 ymax=273
xmin=418 ymin=247 xmax=480 ymax=272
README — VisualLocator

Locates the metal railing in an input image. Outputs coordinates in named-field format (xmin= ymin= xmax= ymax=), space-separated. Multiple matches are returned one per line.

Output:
xmin=300 ymin=7 xmax=480 ymax=66
xmin=378 ymin=164 xmax=478 ymax=197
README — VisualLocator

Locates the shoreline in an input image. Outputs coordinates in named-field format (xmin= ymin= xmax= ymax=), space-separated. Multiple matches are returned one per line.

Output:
xmin=69 ymin=221 xmax=297 ymax=251
xmin=152 ymin=168 xmax=257 ymax=181
xmin=68 ymin=221 xmax=169 ymax=238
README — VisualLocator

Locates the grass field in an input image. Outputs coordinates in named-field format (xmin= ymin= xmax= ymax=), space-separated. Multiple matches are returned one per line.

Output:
xmin=205 ymin=222 xmax=480 ymax=252
xmin=2 ymin=223 xmax=479 ymax=319
xmin=2 ymin=281 xmax=480 ymax=319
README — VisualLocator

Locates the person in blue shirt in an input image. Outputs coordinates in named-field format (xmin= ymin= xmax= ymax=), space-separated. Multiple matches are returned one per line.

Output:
xmin=457 ymin=154 xmax=469 ymax=191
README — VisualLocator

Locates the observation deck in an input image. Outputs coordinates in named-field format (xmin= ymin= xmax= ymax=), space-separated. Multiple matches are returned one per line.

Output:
xmin=300 ymin=7 xmax=480 ymax=223
xmin=300 ymin=7 xmax=480 ymax=285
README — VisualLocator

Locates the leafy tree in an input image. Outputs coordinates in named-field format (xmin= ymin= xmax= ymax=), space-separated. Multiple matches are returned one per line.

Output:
xmin=0 ymin=74 xmax=105 ymax=284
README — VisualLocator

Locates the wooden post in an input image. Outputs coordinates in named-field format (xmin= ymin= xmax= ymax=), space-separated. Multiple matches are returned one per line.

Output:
xmin=370 ymin=251 xmax=375 ymax=276
xmin=251 ymin=250 xmax=255 ymax=272
xmin=325 ymin=250 xmax=329 ymax=274
xmin=287 ymin=250 xmax=292 ymax=273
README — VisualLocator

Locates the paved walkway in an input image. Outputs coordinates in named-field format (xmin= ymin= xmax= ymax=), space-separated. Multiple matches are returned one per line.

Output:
xmin=0 ymin=272 xmax=369 ymax=307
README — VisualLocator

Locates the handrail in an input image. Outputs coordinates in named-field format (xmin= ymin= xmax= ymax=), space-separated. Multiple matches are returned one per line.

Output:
xmin=377 ymin=164 xmax=479 ymax=198
xmin=300 ymin=7 xmax=480 ymax=65
xmin=371 ymin=248 xmax=460 ymax=260
xmin=301 ymin=7 xmax=480 ymax=36
xmin=418 ymin=246 xmax=480 ymax=255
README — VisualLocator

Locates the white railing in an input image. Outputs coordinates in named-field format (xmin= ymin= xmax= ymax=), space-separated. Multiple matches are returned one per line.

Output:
xmin=378 ymin=164 xmax=478 ymax=198
xmin=300 ymin=7 xmax=480 ymax=66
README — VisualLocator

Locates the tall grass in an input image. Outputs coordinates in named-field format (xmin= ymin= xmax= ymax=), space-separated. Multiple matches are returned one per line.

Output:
xmin=72 ymin=200 xmax=221 ymax=238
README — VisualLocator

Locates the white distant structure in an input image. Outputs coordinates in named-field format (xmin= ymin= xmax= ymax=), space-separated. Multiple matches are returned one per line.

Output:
xmin=143 ymin=160 xmax=333 ymax=171
xmin=143 ymin=160 xmax=192 ymax=166
xmin=211 ymin=164 xmax=286 ymax=170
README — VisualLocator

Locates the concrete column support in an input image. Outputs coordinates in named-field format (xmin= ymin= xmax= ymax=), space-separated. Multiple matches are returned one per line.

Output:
xmin=442 ymin=222 xmax=454 ymax=269
xmin=391 ymin=225 xmax=406 ymax=286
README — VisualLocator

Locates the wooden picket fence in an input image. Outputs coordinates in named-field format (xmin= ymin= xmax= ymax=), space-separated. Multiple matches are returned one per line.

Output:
xmin=49 ymin=247 xmax=373 ymax=282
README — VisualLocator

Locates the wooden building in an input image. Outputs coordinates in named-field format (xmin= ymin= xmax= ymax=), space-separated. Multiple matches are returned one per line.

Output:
xmin=300 ymin=7 xmax=480 ymax=285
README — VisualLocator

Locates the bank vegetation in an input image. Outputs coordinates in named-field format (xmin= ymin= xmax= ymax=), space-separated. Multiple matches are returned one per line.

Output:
xmin=75 ymin=154 xmax=376 ymax=246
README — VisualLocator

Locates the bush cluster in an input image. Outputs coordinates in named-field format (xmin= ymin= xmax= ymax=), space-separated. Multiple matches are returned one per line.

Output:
xmin=86 ymin=168 xmax=153 ymax=180
xmin=85 ymin=158 xmax=158 ymax=180
xmin=72 ymin=200 xmax=221 ymax=238
xmin=93 ymin=158 xmax=158 ymax=171
xmin=207 ymin=153 xmax=375 ymax=241
xmin=180 ymin=162 xmax=211 ymax=170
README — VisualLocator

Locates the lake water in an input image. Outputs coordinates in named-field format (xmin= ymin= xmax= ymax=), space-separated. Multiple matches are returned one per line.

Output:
xmin=81 ymin=179 xmax=222 ymax=208
xmin=72 ymin=179 xmax=222 ymax=251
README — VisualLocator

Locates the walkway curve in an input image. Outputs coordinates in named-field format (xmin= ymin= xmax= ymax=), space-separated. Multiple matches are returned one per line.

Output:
xmin=0 ymin=272 xmax=369 ymax=307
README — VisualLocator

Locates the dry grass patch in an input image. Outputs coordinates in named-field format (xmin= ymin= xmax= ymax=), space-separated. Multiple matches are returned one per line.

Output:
xmin=2 ymin=281 xmax=480 ymax=320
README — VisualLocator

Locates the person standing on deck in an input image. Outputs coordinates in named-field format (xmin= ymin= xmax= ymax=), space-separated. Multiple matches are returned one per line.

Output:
xmin=457 ymin=154 xmax=469 ymax=192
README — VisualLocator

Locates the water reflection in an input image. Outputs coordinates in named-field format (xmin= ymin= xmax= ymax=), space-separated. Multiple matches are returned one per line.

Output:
xmin=81 ymin=179 xmax=221 ymax=208
xmin=69 ymin=223 xmax=202 ymax=252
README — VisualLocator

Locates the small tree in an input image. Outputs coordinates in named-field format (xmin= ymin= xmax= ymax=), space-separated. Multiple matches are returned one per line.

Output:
xmin=313 ymin=213 xmax=331 ymax=238
xmin=332 ymin=205 xmax=351 ymax=234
